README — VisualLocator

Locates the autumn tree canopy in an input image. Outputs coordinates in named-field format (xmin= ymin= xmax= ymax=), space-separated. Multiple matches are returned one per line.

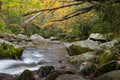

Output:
xmin=23 ymin=0 xmax=120 ymax=21
xmin=0 ymin=0 xmax=120 ymax=40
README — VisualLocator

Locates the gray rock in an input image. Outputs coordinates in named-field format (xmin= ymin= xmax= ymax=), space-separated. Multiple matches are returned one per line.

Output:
xmin=26 ymin=42 xmax=35 ymax=47
xmin=67 ymin=52 xmax=96 ymax=64
xmin=55 ymin=74 xmax=85 ymax=80
xmin=100 ymin=40 xmax=118 ymax=49
xmin=0 ymin=39 xmax=23 ymax=48
xmin=30 ymin=34 xmax=45 ymax=45
xmin=88 ymin=33 xmax=107 ymax=42
xmin=30 ymin=34 xmax=44 ymax=41
xmin=17 ymin=34 xmax=29 ymax=40
xmin=95 ymin=70 xmax=120 ymax=80
xmin=50 ymin=37 xmax=59 ymax=41
xmin=67 ymin=40 xmax=101 ymax=50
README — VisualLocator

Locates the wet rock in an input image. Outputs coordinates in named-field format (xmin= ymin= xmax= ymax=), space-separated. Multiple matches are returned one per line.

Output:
xmin=67 ymin=52 xmax=96 ymax=65
xmin=88 ymin=33 xmax=107 ymax=42
xmin=100 ymin=50 xmax=116 ymax=65
xmin=0 ymin=73 xmax=15 ymax=80
xmin=37 ymin=66 xmax=55 ymax=77
xmin=17 ymin=69 xmax=35 ymax=80
xmin=67 ymin=44 xmax=93 ymax=55
xmin=95 ymin=70 xmax=120 ymax=80
xmin=95 ymin=60 xmax=116 ymax=77
xmin=55 ymin=74 xmax=85 ymax=80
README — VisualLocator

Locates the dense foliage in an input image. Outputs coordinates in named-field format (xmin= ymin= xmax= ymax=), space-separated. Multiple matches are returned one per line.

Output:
xmin=0 ymin=0 xmax=120 ymax=41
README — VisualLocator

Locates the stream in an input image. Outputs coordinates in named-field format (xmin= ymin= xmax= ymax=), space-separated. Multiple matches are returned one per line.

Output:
xmin=0 ymin=43 xmax=69 ymax=75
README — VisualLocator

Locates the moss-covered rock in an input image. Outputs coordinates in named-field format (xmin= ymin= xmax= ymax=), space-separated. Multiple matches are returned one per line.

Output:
xmin=68 ymin=44 xmax=93 ymax=55
xmin=111 ymin=41 xmax=120 ymax=58
xmin=95 ymin=60 xmax=117 ymax=77
xmin=17 ymin=69 xmax=35 ymax=80
xmin=100 ymin=50 xmax=116 ymax=65
xmin=67 ymin=52 xmax=96 ymax=65
xmin=0 ymin=43 xmax=24 ymax=59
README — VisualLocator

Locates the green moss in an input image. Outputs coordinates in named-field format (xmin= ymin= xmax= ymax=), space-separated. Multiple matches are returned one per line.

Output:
xmin=0 ymin=43 xmax=24 ymax=59
xmin=69 ymin=44 xmax=93 ymax=55
xmin=111 ymin=41 xmax=120 ymax=56
xmin=95 ymin=60 xmax=116 ymax=77
xmin=67 ymin=57 xmax=83 ymax=65
xmin=100 ymin=50 xmax=116 ymax=65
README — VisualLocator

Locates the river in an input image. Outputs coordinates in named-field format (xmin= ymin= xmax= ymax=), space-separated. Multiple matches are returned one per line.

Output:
xmin=0 ymin=43 xmax=69 ymax=75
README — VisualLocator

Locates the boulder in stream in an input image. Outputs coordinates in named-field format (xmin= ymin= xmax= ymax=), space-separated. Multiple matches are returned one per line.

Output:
xmin=30 ymin=34 xmax=45 ymax=44
xmin=17 ymin=69 xmax=35 ymax=80
xmin=37 ymin=66 xmax=55 ymax=77
xmin=67 ymin=52 xmax=96 ymax=65
xmin=67 ymin=44 xmax=93 ymax=56
xmin=0 ymin=43 xmax=24 ymax=59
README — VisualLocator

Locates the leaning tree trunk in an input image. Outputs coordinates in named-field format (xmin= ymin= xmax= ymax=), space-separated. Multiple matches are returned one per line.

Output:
xmin=22 ymin=12 xmax=43 ymax=34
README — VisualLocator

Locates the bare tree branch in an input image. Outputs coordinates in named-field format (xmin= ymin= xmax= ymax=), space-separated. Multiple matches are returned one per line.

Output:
xmin=51 ymin=6 xmax=94 ymax=21
xmin=23 ymin=1 xmax=86 ymax=16
xmin=22 ymin=12 xmax=43 ymax=33
xmin=64 ymin=6 xmax=94 ymax=18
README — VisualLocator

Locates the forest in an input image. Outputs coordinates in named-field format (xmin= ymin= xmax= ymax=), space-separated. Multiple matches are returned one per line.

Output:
xmin=0 ymin=0 xmax=119 ymax=41
xmin=0 ymin=0 xmax=120 ymax=80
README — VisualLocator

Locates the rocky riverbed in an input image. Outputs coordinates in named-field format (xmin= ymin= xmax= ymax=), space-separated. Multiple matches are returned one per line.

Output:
xmin=0 ymin=33 xmax=120 ymax=80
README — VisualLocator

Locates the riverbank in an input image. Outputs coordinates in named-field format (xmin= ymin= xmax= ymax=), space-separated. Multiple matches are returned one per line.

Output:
xmin=0 ymin=33 xmax=120 ymax=80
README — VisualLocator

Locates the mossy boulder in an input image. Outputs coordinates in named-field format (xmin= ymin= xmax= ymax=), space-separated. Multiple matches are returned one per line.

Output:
xmin=17 ymin=69 xmax=35 ymax=80
xmin=95 ymin=60 xmax=117 ymax=77
xmin=67 ymin=52 xmax=96 ymax=65
xmin=100 ymin=50 xmax=116 ymax=65
xmin=111 ymin=41 xmax=120 ymax=56
xmin=0 ymin=43 xmax=24 ymax=59
xmin=68 ymin=44 xmax=93 ymax=55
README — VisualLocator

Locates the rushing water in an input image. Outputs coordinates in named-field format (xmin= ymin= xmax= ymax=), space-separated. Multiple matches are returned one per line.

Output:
xmin=0 ymin=44 xmax=68 ymax=75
